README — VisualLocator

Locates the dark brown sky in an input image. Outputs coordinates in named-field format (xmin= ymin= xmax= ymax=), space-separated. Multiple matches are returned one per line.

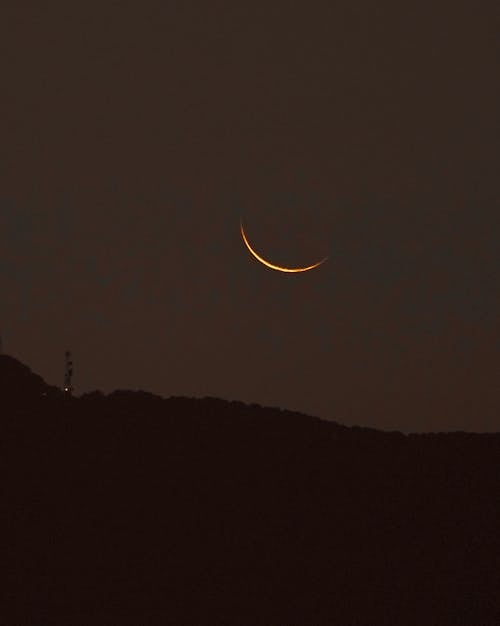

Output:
xmin=1 ymin=1 xmax=498 ymax=431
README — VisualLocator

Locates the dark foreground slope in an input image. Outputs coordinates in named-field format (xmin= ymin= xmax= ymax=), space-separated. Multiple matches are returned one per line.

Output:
xmin=2 ymin=356 xmax=499 ymax=625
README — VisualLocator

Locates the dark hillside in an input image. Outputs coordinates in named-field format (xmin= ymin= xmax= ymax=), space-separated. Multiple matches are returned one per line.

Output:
xmin=2 ymin=357 xmax=499 ymax=625
xmin=0 ymin=354 xmax=61 ymax=400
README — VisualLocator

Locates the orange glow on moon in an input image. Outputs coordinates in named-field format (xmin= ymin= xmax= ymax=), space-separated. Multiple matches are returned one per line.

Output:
xmin=240 ymin=221 xmax=328 ymax=273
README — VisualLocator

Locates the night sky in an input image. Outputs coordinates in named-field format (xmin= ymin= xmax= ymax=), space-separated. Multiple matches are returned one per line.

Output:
xmin=1 ymin=2 xmax=498 ymax=431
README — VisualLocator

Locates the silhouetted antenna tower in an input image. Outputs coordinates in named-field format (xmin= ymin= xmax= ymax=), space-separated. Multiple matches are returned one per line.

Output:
xmin=64 ymin=350 xmax=74 ymax=395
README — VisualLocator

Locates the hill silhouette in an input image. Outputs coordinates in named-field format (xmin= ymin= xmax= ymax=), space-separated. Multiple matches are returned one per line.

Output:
xmin=2 ymin=356 xmax=499 ymax=625
xmin=0 ymin=354 xmax=62 ymax=400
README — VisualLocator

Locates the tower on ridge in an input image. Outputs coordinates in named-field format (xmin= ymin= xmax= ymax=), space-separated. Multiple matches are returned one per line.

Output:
xmin=64 ymin=350 xmax=74 ymax=395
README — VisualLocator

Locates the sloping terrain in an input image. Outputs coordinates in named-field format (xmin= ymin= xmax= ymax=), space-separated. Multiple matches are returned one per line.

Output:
xmin=2 ymin=357 xmax=499 ymax=625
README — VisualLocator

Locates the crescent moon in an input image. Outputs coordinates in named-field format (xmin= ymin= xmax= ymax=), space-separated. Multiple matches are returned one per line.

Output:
xmin=240 ymin=220 xmax=328 ymax=273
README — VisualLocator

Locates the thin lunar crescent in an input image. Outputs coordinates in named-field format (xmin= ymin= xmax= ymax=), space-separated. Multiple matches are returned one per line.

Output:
xmin=240 ymin=220 xmax=328 ymax=273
